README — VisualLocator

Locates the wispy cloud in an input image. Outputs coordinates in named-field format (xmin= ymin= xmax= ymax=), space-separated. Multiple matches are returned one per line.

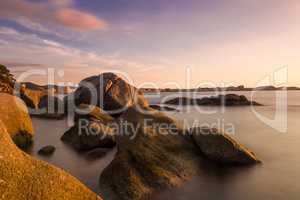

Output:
xmin=14 ymin=18 xmax=66 ymax=38
xmin=0 ymin=26 xmax=164 ymax=74
xmin=0 ymin=0 xmax=107 ymax=31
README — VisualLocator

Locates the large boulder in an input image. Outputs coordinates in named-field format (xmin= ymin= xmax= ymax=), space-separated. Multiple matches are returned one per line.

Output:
xmin=190 ymin=127 xmax=261 ymax=165
xmin=74 ymin=73 xmax=148 ymax=116
xmin=100 ymin=107 xmax=200 ymax=200
xmin=61 ymin=104 xmax=116 ymax=151
xmin=0 ymin=121 xmax=103 ymax=200
xmin=0 ymin=93 xmax=34 ymax=149
xmin=164 ymin=94 xmax=262 ymax=106
xmin=0 ymin=64 xmax=15 ymax=94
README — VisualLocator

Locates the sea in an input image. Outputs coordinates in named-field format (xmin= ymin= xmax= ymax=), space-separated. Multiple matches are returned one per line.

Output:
xmin=29 ymin=91 xmax=300 ymax=200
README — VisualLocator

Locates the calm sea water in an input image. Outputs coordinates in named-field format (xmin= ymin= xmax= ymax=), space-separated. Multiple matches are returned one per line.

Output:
xmin=29 ymin=118 xmax=116 ymax=193
xmin=30 ymin=91 xmax=300 ymax=199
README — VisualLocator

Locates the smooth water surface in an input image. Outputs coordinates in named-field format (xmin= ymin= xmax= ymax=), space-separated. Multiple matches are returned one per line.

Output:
xmin=29 ymin=118 xmax=116 ymax=193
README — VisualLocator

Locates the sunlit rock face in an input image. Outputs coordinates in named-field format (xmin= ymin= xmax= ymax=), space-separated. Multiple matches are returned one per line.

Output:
xmin=0 ymin=93 xmax=34 ymax=149
xmin=0 ymin=104 xmax=103 ymax=200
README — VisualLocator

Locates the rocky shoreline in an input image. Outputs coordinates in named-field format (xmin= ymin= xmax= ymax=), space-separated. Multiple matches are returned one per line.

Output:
xmin=0 ymin=64 xmax=262 ymax=200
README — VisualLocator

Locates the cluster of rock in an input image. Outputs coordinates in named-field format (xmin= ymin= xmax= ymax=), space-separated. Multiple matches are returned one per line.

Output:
xmin=0 ymin=65 xmax=69 ymax=118
xmin=19 ymin=83 xmax=66 ymax=119
xmin=0 ymin=66 xmax=104 ymax=199
xmin=61 ymin=72 xmax=150 ymax=151
xmin=164 ymin=94 xmax=262 ymax=106
xmin=0 ymin=66 xmax=262 ymax=200
xmin=59 ymin=73 xmax=261 ymax=200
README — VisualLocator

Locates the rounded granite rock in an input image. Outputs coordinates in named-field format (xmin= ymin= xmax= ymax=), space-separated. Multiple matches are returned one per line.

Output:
xmin=74 ymin=73 xmax=149 ymax=116
xmin=0 ymin=121 xmax=103 ymax=200
xmin=0 ymin=93 xmax=34 ymax=149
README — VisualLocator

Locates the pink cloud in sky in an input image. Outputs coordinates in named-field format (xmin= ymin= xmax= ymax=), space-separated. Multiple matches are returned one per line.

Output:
xmin=54 ymin=9 xmax=107 ymax=30
xmin=0 ymin=0 xmax=107 ymax=31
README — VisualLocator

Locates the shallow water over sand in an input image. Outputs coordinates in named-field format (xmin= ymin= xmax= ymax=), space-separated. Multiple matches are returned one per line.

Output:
xmin=30 ymin=91 xmax=300 ymax=199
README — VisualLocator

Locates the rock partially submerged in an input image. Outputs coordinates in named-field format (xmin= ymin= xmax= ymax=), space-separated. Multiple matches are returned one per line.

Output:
xmin=100 ymin=106 xmax=261 ymax=200
xmin=100 ymin=107 xmax=201 ymax=200
xmin=38 ymin=145 xmax=56 ymax=156
xmin=61 ymin=104 xmax=116 ymax=151
xmin=164 ymin=94 xmax=262 ymax=106
xmin=0 ymin=121 xmax=103 ymax=200
xmin=74 ymin=73 xmax=149 ymax=116
xmin=0 ymin=93 xmax=34 ymax=149
xmin=190 ymin=127 xmax=261 ymax=165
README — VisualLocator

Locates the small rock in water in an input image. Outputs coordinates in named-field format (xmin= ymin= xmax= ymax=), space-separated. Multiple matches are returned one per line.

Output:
xmin=38 ymin=145 xmax=56 ymax=156
xmin=86 ymin=148 xmax=110 ymax=160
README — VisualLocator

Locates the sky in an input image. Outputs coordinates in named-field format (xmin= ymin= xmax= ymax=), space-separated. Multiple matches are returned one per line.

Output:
xmin=0 ymin=0 xmax=299 ymax=88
